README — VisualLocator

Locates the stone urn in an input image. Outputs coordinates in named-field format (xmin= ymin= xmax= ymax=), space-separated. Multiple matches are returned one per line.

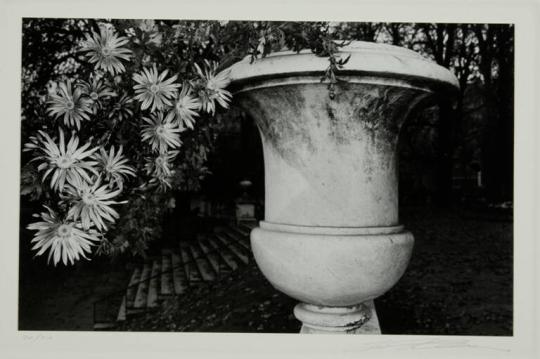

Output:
xmin=227 ymin=41 xmax=458 ymax=334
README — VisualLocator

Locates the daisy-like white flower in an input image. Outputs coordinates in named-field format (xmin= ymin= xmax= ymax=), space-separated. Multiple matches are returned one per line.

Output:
xmin=94 ymin=145 xmax=136 ymax=189
xmin=144 ymin=150 xmax=179 ymax=177
xmin=77 ymin=77 xmax=116 ymax=114
xmin=23 ymin=131 xmax=48 ymax=153
xmin=136 ymin=19 xmax=163 ymax=46
xmin=64 ymin=177 xmax=123 ymax=232
xmin=141 ymin=112 xmax=183 ymax=153
xmin=149 ymin=173 xmax=174 ymax=192
xmin=133 ymin=65 xmax=180 ymax=112
xmin=46 ymin=80 xmax=93 ymax=129
xmin=109 ymin=94 xmax=134 ymax=122
xmin=33 ymin=129 xmax=98 ymax=192
xmin=193 ymin=60 xmax=232 ymax=115
xmin=27 ymin=206 xmax=100 ymax=266
xmin=80 ymin=26 xmax=132 ymax=75
xmin=168 ymin=85 xmax=201 ymax=129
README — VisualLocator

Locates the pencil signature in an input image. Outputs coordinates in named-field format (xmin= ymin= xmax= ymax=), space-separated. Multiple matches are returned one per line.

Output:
xmin=22 ymin=334 xmax=53 ymax=342
xmin=356 ymin=338 xmax=510 ymax=353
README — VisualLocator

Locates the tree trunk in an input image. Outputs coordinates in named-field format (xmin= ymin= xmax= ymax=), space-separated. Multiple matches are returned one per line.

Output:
xmin=434 ymin=100 xmax=459 ymax=206
xmin=479 ymin=24 xmax=514 ymax=203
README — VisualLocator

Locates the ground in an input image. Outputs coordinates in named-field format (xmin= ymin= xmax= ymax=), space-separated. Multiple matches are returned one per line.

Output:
xmin=18 ymin=256 xmax=129 ymax=331
xmin=19 ymin=205 xmax=512 ymax=335
xmin=376 ymin=206 xmax=512 ymax=335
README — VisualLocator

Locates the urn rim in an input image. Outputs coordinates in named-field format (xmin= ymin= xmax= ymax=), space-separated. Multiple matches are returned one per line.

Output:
xmin=227 ymin=40 xmax=459 ymax=93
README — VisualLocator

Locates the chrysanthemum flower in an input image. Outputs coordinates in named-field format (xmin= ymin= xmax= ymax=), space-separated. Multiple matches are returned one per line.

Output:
xmin=27 ymin=206 xmax=100 ymax=266
xmin=33 ymin=129 xmax=98 ymax=192
xmin=133 ymin=65 xmax=180 ymax=112
xmin=77 ymin=77 xmax=116 ymax=114
xmin=94 ymin=145 xmax=136 ymax=189
xmin=80 ymin=26 xmax=132 ymax=75
xmin=141 ymin=112 xmax=183 ymax=153
xmin=193 ymin=60 xmax=232 ymax=115
xmin=46 ymin=80 xmax=93 ymax=129
xmin=109 ymin=94 xmax=134 ymax=122
xmin=64 ymin=177 xmax=123 ymax=232
xmin=168 ymin=85 xmax=201 ymax=129
xmin=144 ymin=150 xmax=178 ymax=177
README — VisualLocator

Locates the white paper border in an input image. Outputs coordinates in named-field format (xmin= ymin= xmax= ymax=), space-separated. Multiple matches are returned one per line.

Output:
xmin=1 ymin=0 xmax=538 ymax=358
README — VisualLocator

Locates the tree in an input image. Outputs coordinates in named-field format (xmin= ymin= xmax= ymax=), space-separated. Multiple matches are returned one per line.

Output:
xmin=382 ymin=22 xmax=513 ymax=205
xmin=474 ymin=24 xmax=514 ymax=202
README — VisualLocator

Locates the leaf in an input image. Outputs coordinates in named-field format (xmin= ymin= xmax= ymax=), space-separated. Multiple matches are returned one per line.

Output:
xmin=338 ymin=54 xmax=351 ymax=66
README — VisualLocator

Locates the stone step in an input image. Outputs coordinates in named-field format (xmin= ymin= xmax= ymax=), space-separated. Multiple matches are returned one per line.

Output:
xmin=215 ymin=233 xmax=249 ymax=265
xmin=117 ymin=295 xmax=126 ymax=322
xmin=147 ymin=260 xmax=160 ymax=308
xmin=196 ymin=238 xmax=221 ymax=274
xmin=241 ymin=222 xmax=257 ymax=230
xmin=160 ymin=252 xmax=174 ymax=296
xmin=206 ymin=236 xmax=238 ymax=271
xmin=223 ymin=230 xmax=250 ymax=251
xmin=228 ymin=240 xmax=251 ymax=265
xmin=189 ymin=243 xmax=216 ymax=281
xmin=133 ymin=263 xmax=151 ymax=309
xmin=171 ymin=252 xmax=187 ymax=295
xmin=180 ymin=245 xmax=202 ymax=283
xmin=126 ymin=267 xmax=141 ymax=308
xmin=230 ymin=224 xmax=251 ymax=237
xmin=209 ymin=238 xmax=237 ymax=272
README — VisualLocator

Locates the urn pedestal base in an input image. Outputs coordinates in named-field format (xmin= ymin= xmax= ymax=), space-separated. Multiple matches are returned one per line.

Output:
xmin=295 ymin=301 xmax=381 ymax=334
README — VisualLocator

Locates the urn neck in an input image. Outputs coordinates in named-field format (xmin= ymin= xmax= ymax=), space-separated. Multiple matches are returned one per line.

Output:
xmin=237 ymin=80 xmax=429 ymax=227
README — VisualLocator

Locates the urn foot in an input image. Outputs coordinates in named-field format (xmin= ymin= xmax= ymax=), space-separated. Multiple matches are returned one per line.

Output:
xmin=295 ymin=301 xmax=381 ymax=334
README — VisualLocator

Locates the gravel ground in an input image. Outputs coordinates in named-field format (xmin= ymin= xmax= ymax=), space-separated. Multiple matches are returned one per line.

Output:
xmin=120 ymin=206 xmax=513 ymax=335
xmin=376 ymin=206 xmax=512 ymax=335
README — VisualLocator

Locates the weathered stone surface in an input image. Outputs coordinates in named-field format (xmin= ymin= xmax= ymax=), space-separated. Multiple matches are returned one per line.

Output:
xmin=251 ymin=223 xmax=413 ymax=307
xmin=236 ymin=81 xmax=427 ymax=227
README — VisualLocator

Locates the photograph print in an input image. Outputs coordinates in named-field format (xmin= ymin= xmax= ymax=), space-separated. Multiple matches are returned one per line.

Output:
xmin=18 ymin=18 xmax=513 ymax=335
